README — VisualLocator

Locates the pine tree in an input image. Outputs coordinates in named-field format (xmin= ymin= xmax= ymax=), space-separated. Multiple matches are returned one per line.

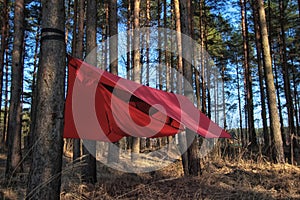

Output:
xmin=257 ymin=0 xmax=285 ymax=163
xmin=26 ymin=0 xmax=66 ymax=198
xmin=6 ymin=0 xmax=25 ymax=179
xmin=81 ymin=0 xmax=97 ymax=184
xmin=131 ymin=0 xmax=141 ymax=161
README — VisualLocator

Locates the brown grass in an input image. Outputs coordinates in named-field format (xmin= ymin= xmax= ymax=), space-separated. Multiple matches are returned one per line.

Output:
xmin=0 ymin=146 xmax=299 ymax=200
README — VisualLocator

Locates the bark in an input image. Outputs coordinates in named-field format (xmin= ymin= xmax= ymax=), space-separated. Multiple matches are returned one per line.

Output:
xmin=180 ymin=0 xmax=201 ymax=176
xmin=291 ymin=62 xmax=299 ymax=138
xmin=131 ymin=0 xmax=141 ymax=161
xmin=107 ymin=0 xmax=120 ymax=164
xmin=145 ymin=0 xmax=151 ymax=149
xmin=73 ymin=0 xmax=85 ymax=162
xmin=104 ymin=1 xmax=109 ymax=69
xmin=69 ymin=0 xmax=79 ymax=156
xmin=26 ymin=0 xmax=66 ymax=198
xmin=274 ymin=58 xmax=284 ymax=143
xmin=6 ymin=0 xmax=25 ymax=179
xmin=279 ymin=0 xmax=295 ymax=145
xmin=146 ymin=0 xmax=150 ymax=85
xmin=236 ymin=64 xmax=244 ymax=146
xmin=251 ymin=1 xmax=270 ymax=154
xmin=0 ymin=0 xmax=8 ymax=127
xmin=173 ymin=0 xmax=189 ymax=176
xmin=28 ymin=17 xmax=40 ymax=158
xmin=126 ymin=0 xmax=133 ymax=151
xmin=199 ymin=0 xmax=206 ymax=114
xmin=0 ymin=0 xmax=8 ymax=144
xmin=240 ymin=0 xmax=257 ymax=149
xmin=257 ymin=0 xmax=285 ymax=163
xmin=221 ymin=66 xmax=226 ymax=129
xmin=163 ymin=0 xmax=173 ymax=149
xmin=3 ymin=50 xmax=9 ymax=144
xmin=81 ymin=0 xmax=97 ymax=185
xmin=71 ymin=0 xmax=77 ymax=57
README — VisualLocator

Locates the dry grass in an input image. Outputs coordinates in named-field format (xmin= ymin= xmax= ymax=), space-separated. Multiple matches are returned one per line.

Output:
xmin=60 ymin=154 xmax=300 ymax=200
xmin=0 ymin=146 xmax=299 ymax=200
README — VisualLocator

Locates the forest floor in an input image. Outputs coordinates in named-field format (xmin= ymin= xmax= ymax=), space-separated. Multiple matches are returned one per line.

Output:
xmin=0 ymin=147 xmax=300 ymax=200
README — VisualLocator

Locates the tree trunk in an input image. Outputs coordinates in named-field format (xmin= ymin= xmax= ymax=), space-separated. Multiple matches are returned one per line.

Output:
xmin=0 ymin=0 xmax=8 ymax=132
xmin=28 ymin=17 xmax=41 ymax=158
xmin=0 ymin=0 xmax=8 ymax=144
xmin=251 ymin=0 xmax=270 ymax=155
xmin=2 ymin=49 xmax=9 ymax=145
xmin=199 ymin=0 xmax=206 ymax=115
xmin=145 ymin=0 xmax=151 ymax=149
xmin=180 ymin=0 xmax=201 ymax=176
xmin=73 ymin=0 xmax=85 ymax=162
xmin=257 ymin=0 xmax=285 ymax=163
xmin=26 ymin=0 xmax=66 ymax=198
xmin=81 ymin=0 xmax=97 ymax=185
xmin=173 ymin=0 xmax=189 ymax=176
xmin=107 ymin=0 xmax=120 ymax=164
xmin=279 ymin=0 xmax=295 ymax=153
xmin=240 ymin=0 xmax=257 ymax=150
xmin=6 ymin=0 xmax=25 ymax=179
xmin=131 ymin=0 xmax=141 ymax=161
xmin=236 ymin=64 xmax=244 ymax=146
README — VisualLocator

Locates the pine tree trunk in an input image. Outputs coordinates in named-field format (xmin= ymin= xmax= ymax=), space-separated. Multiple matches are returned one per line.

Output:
xmin=6 ymin=0 xmax=25 ymax=179
xmin=257 ymin=0 xmax=285 ymax=163
xmin=145 ymin=0 xmax=151 ymax=150
xmin=107 ymin=0 xmax=120 ymax=164
xmin=240 ymin=0 xmax=257 ymax=150
xmin=26 ymin=0 xmax=66 ymax=198
xmin=279 ymin=0 xmax=295 ymax=158
xmin=3 ymin=50 xmax=9 ymax=145
xmin=173 ymin=0 xmax=189 ymax=176
xmin=81 ymin=0 xmax=97 ymax=185
xmin=0 ymin=0 xmax=8 ymax=132
xmin=236 ymin=64 xmax=244 ymax=146
xmin=131 ymin=0 xmax=141 ymax=161
xmin=73 ymin=0 xmax=85 ymax=162
xmin=28 ymin=18 xmax=40 ymax=158
xmin=0 ymin=0 xmax=8 ymax=144
xmin=251 ymin=1 xmax=270 ymax=155
xmin=180 ymin=0 xmax=201 ymax=176
xmin=199 ymin=0 xmax=206 ymax=115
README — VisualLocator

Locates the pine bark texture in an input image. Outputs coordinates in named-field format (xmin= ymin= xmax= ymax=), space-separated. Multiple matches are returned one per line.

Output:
xmin=107 ymin=0 xmax=120 ymax=164
xmin=81 ymin=0 xmax=97 ymax=184
xmin=6 ymin=0 xmax=25 ymax=178
xmin=131 ymin=0 xmax=141 ymax=161
xmin=180 ymin=0 xmax=201 ymax=176
xmin=257 ymin=0 xmax=285 ymax=163
xmin=26 ymin=0 xmax=66 ymax=198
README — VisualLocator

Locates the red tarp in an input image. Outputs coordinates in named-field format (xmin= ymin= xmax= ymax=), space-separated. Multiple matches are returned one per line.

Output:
xmin=63 ymin=56 xmax=231 ymax=142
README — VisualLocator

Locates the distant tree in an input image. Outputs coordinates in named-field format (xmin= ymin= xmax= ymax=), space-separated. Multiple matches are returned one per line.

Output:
xmin=279 ymin=0 xmax=295 ymax=157
xmin=107 ymin=0 xmax=120 ymax=164
xmin=6 ymin=0 xmax=25 ymax=179
xmin=2 ymin=49 xmax=9 ymax=145
xmin=0 ymin=0 xmax=9 ymax=144
xmin=173 ymin=0 xmax=189 ymax=176
xmin=131 ymin=0 xmax=141 ymax=161
xmin=72 ymin=0 xmax=85 ymax=162
xmin=0 ymin=0 xmax=8 ymax=127
xmin=240 ymin=0 xmax=257 ymax=149
xmin=81 ymin=0 xmax=97 ymax=184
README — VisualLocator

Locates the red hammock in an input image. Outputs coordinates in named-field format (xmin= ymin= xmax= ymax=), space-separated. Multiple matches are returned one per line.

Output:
xmin=63 ymin=56 xmax=231 ymax=142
